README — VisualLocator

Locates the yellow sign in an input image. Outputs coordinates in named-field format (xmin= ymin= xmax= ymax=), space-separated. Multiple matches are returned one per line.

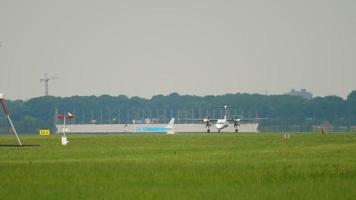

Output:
xmin=39 ymin=129 xmax=50 ymax=136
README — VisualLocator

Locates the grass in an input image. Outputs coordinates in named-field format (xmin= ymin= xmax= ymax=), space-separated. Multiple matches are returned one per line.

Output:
xmin=0 ymin=132 xmax=356 ymax=199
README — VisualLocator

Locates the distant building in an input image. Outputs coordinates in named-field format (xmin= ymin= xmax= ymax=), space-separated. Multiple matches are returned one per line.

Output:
xmin=287 ymin=89 xmax=313 ymax=100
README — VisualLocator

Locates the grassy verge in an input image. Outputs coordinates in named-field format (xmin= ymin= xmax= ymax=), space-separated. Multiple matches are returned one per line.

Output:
xmin=1 ymin=132 xmax=356 ymax=199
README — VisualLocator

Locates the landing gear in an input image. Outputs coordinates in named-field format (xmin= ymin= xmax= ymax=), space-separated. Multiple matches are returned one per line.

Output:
xmin=218 ymin=129 xmax=221 ymax=133
xmin=234 ymin=121 xmax=240 ymax=133
xmin=205 ymin=121 xmax=211 ymax=133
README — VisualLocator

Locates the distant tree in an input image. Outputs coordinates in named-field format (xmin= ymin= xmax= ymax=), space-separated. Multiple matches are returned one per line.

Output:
xmin=346 ymin=90 xmax=356 ymax=124
xmin=1 ymin=90 xmax=356 ymax=133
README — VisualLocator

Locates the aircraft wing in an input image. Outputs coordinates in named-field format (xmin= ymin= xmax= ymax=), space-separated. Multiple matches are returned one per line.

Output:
xmin=177 ymin=118 xmax=218 ymax=123
xmin=228 ymin=117 xmax=268 ymax=122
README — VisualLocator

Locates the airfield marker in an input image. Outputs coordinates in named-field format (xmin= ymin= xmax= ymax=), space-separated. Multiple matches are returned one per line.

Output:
xmin=62 ymin=116 xmax=69 ymax=145
xmin=57 ymin=113 xmax=75 ymax=145
xmin=0 ymin=93 xmax=22 ymax=146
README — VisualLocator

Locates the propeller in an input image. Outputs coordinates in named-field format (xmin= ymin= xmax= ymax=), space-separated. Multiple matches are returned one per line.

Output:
xmin=203 ymin=117 xmax=211 ymax=128
xmin=233 ymin=118 xmax=240 ymax=128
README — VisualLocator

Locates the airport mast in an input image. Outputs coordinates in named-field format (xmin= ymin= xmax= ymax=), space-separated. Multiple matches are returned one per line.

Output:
xmin=40 ymin=73 xmax=59 ymax=96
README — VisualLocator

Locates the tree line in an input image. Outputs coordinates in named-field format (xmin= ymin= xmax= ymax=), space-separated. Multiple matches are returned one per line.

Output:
xmin=1 ymin=91 xmax=356 ymax=133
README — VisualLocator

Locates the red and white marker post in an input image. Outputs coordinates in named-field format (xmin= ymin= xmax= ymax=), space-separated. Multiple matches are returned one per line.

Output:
xmin=57 ymin=113 xmax=75 ymax=145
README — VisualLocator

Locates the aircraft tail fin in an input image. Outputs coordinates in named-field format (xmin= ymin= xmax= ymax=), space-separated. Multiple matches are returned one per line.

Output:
xmin=166 ymin=118 xmax=175 ymax=129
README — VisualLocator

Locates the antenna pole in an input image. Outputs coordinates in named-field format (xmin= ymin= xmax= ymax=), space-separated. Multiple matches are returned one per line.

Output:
xmin=224 ymin=105 xmax=228 ymax=119
xmin=45 ymin=79 xmax=49 ymax=96
xmin=40 ymin=73 xmax=59 ymax=96
xmin=63 ymin=117 xmax=66 ymax=137
xmin=6 ymin=114 xmax=22 ymax=146
xmin=0 ymin=98 xmax=22 ymax=146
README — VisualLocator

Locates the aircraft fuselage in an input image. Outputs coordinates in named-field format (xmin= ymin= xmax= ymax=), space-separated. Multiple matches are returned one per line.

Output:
xmin=215 ymin=119 xmax=229 ymax=132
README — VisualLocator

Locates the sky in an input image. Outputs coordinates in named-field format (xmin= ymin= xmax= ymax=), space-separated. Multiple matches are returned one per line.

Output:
xmin=1 ymin=0 xmax=355 ymax=100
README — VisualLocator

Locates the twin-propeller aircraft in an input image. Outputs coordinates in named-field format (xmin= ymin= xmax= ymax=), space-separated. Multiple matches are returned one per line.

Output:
xmin=197 ymin=105 xmax=266 ymax=133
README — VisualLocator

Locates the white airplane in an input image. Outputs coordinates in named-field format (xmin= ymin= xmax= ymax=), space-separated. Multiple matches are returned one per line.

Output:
xmin=199 ymin=105 xmax=266 ymax=133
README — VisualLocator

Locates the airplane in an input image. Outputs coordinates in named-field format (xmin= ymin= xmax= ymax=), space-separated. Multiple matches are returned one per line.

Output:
xmin=194 ymin=105 xmax=266 ymax=133
xmin=135 ymin=118 xmax=175 ymax=134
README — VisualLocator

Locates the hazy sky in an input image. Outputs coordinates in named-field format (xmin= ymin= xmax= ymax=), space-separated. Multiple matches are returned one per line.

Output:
xmin=1 ymin=0 xmax=355 ymax=100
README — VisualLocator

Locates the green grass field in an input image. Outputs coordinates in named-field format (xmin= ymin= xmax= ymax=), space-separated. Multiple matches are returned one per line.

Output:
xmin=1 ymin=132 xmax=356 ymax=200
